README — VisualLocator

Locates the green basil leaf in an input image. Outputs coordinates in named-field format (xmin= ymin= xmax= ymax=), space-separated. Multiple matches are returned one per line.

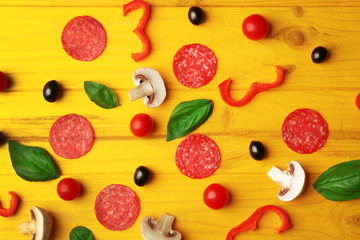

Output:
xmin=313 ymin=159 xmax=360 ymax=201
xmin=9 ymin=140 xmax=60 ymax=182
xmin=70 ymin=226 xmax=94 ymax=240
xmin=166 ymin=99 xmax=213 ymax=141
xmin=84 ymin=81 xmax=119 ymax=109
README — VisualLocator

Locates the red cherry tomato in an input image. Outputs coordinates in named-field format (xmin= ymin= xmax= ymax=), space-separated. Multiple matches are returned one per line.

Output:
xmin=130 ymin=113 xmax=153 ymax=137
xmin=0 ymin=71 xmax=8 ymax=92
xmin=356 ymin=93 xmax=360 ymax=110
xmin=203 ymin=183 xmax=229 ymax=210
xmin=57 ymin=178 xmax=81 ymax=201
xmin=242 ymin=14 xmax=269 ymax=41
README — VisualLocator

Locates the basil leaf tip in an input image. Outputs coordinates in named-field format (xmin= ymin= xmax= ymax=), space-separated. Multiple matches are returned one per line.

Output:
xmin=8 ymin=140 xmax=60 ymax=182
xmin=70 ymin=226 xmax=94 ymax=240
xmin=166 ymin=99 xmax=213 ymax=141
xmin=84 ymin=81 xmax=119 ymax=109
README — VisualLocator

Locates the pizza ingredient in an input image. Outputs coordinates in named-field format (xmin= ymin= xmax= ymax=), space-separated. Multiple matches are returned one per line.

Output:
xmin=218 ymin=66 xmax=285 ymax=107
xmin=0 ymin=191 xmax=19 ymax=217
xmin=267 ymin=161 xmax=306 ymax=201
xmin=173 ymin=43 xmax=217 ymax=88
xmin=49 ymin=114 xmax=95 ymax=159
xmin=61 ymin=16 xmax=107 ymax=61
xmin=242 ymin=14 xmax=269 ymax=40
xmin=9 ymin=140 xmax=60 ymax=182
xmin=140 ymin=213 xmax=182 ymax=240
xmin=356 ymin=93 xmax=360 ymax=110
xmin=43 ymin=80 xmax=61 ymax=102
xmin=203 ymin=183 xmax=229 ymax=210
xmin=226 ymin=205 xmax=291 ymax=240
xmin=123 ymin=0 xmax=151 ymax=62
xmin=313 ymin=159 xmax=360 ymax=201
xmin=19 ymin=206 xmax=53 ymax=240
xmin=0 ymin=71 xmax=8 ymax=92
xmin=188 ymin=7 xmax=204 ymax=25
xmin=69 ymin=226 xmax=94 ymax=240
xmin=130 ymin=113 xmax=153 ymax=137
xmin=0 ymin=132 xmax=5 ymax=145
xmin=57 ymin=178 xmax=82 ymax=201
xmin=249 ymin=141 xmax=266 ymax=160
xmin=134 ymin=166 xmax=151 ymax=187
xmin=166 ymin=99 xmax=213 ymax=141
xmin=128 ymin=68 xmax=166 ymax=108
xmin=311 ymin=46 xmax=328 ymax=63
xmin=175 ymin=134 xmax=220 ymax=179
xmin=94 ymin=184 xmax=140 ymax=231
xmin=282 ymin=108 xmax=328 ymax=154
xmin=84 ymin=81 xmax=119 ymax=109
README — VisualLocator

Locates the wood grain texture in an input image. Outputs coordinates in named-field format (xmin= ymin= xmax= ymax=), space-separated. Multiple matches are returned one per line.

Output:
xmin=0 ymin=3 xmax=360 ymax=240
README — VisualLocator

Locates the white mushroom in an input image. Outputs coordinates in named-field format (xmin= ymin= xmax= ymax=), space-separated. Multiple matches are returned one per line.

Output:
xmin=19 ymin=206 xmax=52 ymax=240
xmin=140 ymin=213 xmax=181 ymax=240
xmin=267 ymin=161 xmax=306 ymax=201
xmin=128 ymin=67 xmax=167 ymax=108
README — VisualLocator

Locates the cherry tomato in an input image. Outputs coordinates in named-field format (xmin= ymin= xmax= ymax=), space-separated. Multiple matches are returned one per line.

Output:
xmin=203 ymin=183 xmax=229 ymax=210
xmin=130 ymin=113 xmax=153 ymax=137
xmin=57 ymin=178 xmax=81 ymax=201
xmin=356 ymin=93 xmax=360 ymax=110
xmin=242 ymin=14 xmax=269 ymax=41
xmin=0 ymin=71 xmax=8 ymax=92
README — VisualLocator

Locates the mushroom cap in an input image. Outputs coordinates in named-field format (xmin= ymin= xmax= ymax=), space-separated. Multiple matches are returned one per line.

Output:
xmin=140 ymin=215 xmax=181 ymax=240
xmin=277 ymin=161 xmax=306 ymax=201
xmin=31 ymin=206 xmax=53 ymax=240
xmin=132 ymin=68 xmax=166 ymax=108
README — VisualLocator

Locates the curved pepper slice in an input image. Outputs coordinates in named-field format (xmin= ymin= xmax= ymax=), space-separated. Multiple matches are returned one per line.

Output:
xmin=218 ymin=66 xmax=285 ymax=107
xmin=226 ymin=205 xmax=291 ymax=240
xmin=0 ymin=191 xmax=19 ymax=217
xmin=123 ymin=0 xmax=151 ymax=62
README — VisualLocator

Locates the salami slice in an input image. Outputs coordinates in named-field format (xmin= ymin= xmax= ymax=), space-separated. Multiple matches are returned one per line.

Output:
xmin=49 ymin=114 xmax=94 ymax=159
xmin=281 ymin=108 xmax=328 ymax=154
xmin=175 ymin=134 xmax=221 ymax=179
xmin=173 ymin=43 xmax=217 ymax=88
xmin=94 ymin=184 xmax=140 ymax=231
xmin=61 ymin=16 xmax=107 ymax=61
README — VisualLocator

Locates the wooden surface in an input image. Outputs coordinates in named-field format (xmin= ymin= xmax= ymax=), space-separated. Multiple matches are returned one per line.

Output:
xmin=1 ymin=1 xmax=360 ymax=239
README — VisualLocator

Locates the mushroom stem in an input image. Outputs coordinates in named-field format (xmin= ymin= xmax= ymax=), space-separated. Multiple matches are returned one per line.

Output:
xmin=129 ymin=80 xmax=154 ymax=101
xmin=19 ymin=220 xmax=36 ymax=234
xmin=267 ymin=166 xmax=291 ymax=188
xmin=154 ymin=213 xmax=175 ymax=234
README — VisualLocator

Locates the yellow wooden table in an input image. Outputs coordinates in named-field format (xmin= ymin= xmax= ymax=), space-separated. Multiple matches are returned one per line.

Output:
xmin=1 ymin=0 xmax=360 ymax=239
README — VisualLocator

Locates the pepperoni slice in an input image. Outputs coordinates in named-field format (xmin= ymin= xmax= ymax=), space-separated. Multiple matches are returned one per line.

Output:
xmin=61 ymin=16 xmax=107 ymax=61
xmin=281 ymin=108 xmax=328 ymax=154
xmin=49 ymin=114 xmax=94 ymax=159
xmin=173 ymin=43 xmax=217 ymax=88
xmin=94 ymin=184 xmax=140 ymax=231
xmin=175 ymin=134 xmax=221 ymax=179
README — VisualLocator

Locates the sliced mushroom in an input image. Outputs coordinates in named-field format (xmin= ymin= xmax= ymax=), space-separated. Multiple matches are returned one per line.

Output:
xmin=267 ymin=161 xmax=306 ymax=201
xmin=140 ymin=213 xmax=181 ymax=240
xmin=19 ymin=206 xmax=52 ymax=240
xmin=128 ymin=67 xmax=167 ymax=108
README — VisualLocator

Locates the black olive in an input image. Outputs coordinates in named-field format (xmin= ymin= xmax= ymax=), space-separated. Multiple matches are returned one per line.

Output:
xmin=134 ymin=166 xmax=151 ymax=187
xmin=0 ymin=132 xmax=4 ymax=145
xmin=43 ymin=80 xmax=61 ymax=102
xmin=188 ymin=7 xmax=204 ymax=25
xmin=249 ymin=141 xmax=266 ymax=160
xmin=311 ymin=46 xmax=328 ymax=63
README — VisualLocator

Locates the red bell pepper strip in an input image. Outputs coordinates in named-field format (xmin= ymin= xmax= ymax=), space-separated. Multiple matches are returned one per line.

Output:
xmin=0 ymin=191 xmax=19 ymax=217
xmin=226 ymin=205 xmax=291 ymax=240
xmin=123 ymin=0 xmax=151 ymax=62
xmin=218 ymin=66 xmax=285 ymax=107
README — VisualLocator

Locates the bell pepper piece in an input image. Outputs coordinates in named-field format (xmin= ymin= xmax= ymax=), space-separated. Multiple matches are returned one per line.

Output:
xmin=218 ymin=66 xmax=285 ymax=107
xmin=0 ymin=191 xmax=19 ymax=217
xmin=226 ymin=205 xmax=291 ymax=240
xmin=123 ymin=0 xmax=151 ymax=62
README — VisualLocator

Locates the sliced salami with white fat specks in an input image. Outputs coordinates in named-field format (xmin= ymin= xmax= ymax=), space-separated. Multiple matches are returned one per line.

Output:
xmin=281 ymin=108 xmax=328 ymax=154
xmin=61 ymin=16 xmax=107 ymax=61
xmin=49 ymin=114 xmax=94 ymax=159
xmin=173 ymin=43 xmax=217 ymax=88
xmin=175 ymin=134 xmax=221 ymax=179
xmin=94 ymin=184 xmax=140 ymax=231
